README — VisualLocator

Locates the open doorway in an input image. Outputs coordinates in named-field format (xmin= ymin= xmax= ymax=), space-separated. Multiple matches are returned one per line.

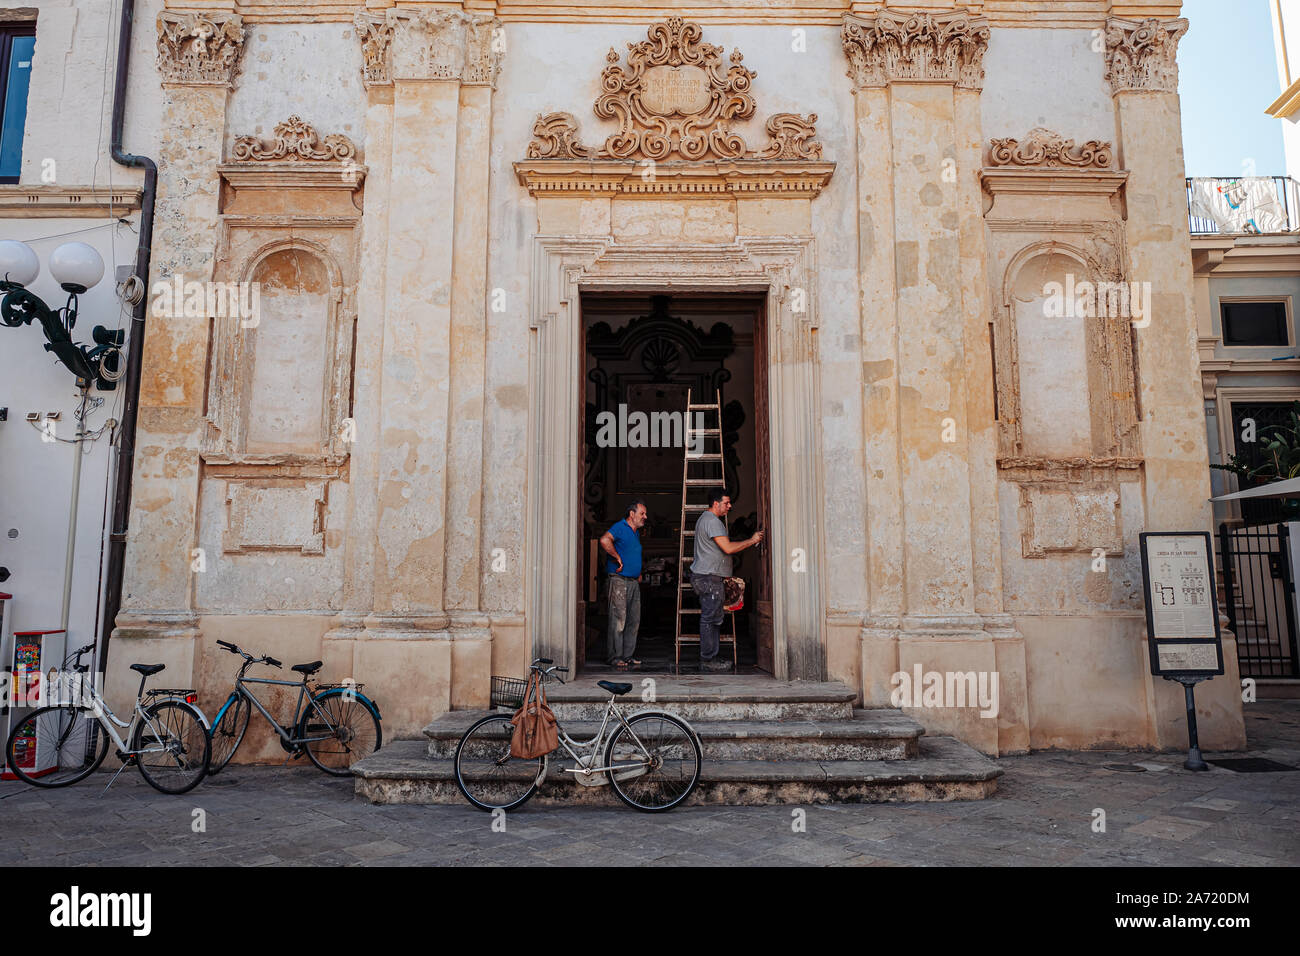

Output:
xmin=577 ymin=292 xmax=774 ymax=674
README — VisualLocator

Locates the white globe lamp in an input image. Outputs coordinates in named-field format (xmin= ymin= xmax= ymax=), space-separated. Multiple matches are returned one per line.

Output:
xmin=50 ymin=242 xmax=105 ymax=294
xmin=0 ymin=239 xmax=39 ymax=287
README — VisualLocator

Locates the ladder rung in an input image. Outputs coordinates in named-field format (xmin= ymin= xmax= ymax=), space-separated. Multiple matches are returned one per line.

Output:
xmin=685 ymin=454 xmax=723 ymax=461
xmin=687 ymin=404 xmax=719 ymax=411
xmin=687 ymin=429 xmax=721 ymax=435
xmin=684 ymin=504 xmax=710 ymax=510
xmin=685 ymin=479 xmax=723 ymax=485
xmin=679 ymin=608 xmax=700 ymax=614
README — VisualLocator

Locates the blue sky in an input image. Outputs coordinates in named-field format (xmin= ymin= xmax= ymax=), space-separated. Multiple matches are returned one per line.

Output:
xmin=1180 ymin=0 xmax=1287 ymax=176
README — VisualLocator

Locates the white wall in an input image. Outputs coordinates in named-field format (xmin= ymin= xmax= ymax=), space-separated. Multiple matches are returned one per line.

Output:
xmin=0 ymin=219 xmax=138 ymax=642
xmin=0 ymin=0 xmax=159 ymax=651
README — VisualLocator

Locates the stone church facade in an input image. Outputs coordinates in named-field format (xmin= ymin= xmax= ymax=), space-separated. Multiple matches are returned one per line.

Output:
xmin=105 ymin=1 xmax=1246 ymax=758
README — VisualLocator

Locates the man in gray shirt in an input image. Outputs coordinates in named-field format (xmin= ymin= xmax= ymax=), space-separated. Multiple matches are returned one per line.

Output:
xmin=692 ymin=489 xmax=764 ymax=672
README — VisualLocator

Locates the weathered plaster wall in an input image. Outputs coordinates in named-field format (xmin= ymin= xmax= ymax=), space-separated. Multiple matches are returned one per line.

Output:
xmin=981 ymin=28 xmax=1114 ymax=144
xmin=225 ymin=23 xmax=365 ymax=155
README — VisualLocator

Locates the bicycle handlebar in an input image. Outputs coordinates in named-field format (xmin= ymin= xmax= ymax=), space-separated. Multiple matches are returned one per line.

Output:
xmin=216 ymin=640 xmax=281 ymax=669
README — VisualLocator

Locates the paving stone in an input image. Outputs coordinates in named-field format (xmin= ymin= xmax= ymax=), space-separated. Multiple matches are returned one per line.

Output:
xmin=3 ymin=701 xmax=1300 ymax=866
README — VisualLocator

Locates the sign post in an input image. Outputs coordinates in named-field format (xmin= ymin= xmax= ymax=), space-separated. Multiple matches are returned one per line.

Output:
xmin=1138 ymin=532 xmax=1225 ymax=772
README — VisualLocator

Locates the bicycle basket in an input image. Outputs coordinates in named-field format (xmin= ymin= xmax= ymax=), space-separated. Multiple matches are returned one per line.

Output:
xmin=490 ymin=675 xmax=529 ymax=709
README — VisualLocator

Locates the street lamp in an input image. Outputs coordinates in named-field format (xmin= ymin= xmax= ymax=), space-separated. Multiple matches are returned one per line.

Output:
xmin=0 ymin=239 xmax=123 ymax=388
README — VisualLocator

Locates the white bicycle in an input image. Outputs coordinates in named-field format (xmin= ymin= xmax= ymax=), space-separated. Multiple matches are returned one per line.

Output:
xmin=454 ymin=658 xmax=703 ymax=813
xmin=4 ymin=644 xmax=211 ymax=795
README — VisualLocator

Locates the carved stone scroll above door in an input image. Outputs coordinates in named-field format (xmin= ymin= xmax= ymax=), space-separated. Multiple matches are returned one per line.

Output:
xmin=522 ymin=17 xmax=826 ymax=171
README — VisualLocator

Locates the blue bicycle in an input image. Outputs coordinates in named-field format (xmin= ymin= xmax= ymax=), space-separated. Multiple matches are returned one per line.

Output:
xmin=208 ymin=640 xmax=382 ymax=776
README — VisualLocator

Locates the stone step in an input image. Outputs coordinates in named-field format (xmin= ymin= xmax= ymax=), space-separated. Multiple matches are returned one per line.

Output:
xmin=534 ymin=677 xmax=858 ymax=721
xmin=352 ymin=737 xmax=1002 ymax=806
xmin=422 ymin=708 xmax=922 ymax=761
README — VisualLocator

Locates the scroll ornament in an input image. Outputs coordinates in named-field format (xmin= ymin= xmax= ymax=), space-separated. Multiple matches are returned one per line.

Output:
xmin=988 ymin=129 xmax=1113 ymax=170
xmin=524 ymin=18 xmax=823 ymax=163
xmin=231 ymin=116 xmax=357 ymax=163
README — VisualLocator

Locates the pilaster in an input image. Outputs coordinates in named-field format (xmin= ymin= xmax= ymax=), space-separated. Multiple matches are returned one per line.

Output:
xmin=1105 ymin=15 xmax=1246 ymax=751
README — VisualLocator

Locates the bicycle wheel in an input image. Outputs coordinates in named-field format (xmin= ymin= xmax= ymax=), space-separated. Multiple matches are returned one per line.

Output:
xmin=454 ymin=713 xmax=545 ymax=812
xmin=605 ymin=712 xmax=701 ymax=812
xmin=4 ymin=705 xmax=108 ymax=788
xmin=133 ymin=701 xmax=211 ymax=795
xmin=208 ymin=694 xmax=250 ymax=774
xmin=299 ymin=690 xmax=382 ymax=776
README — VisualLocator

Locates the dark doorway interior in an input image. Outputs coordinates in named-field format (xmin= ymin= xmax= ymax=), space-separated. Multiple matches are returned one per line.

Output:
xmin=578 ymin=292 xmax=772 ymax=674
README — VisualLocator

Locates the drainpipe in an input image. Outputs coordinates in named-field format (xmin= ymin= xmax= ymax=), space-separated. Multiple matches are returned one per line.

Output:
xmin=101 ymin=0 xmax=157 ymax=668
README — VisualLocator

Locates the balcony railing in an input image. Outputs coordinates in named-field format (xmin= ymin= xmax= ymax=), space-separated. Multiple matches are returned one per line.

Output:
xmin=1187 ymin=176 xmax=1300 ymax=235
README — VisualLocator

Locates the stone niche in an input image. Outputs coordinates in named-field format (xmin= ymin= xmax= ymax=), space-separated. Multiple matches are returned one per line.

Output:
xmin=196 ymin=116 xmax=364 ymax=611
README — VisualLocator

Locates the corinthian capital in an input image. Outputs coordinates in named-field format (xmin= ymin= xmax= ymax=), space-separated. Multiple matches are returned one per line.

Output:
xmin=156 ymin=11 xmax=246 ymax=87
xmin=1104 ymin=17 xmax=1188 ymax=95
xmin=358 ymin=9 xmax=503 ymax=87
xmin=841 ymin=10 xmax=990 ymax=91
xmin=355 ymin=12 xmax=395 ymax=88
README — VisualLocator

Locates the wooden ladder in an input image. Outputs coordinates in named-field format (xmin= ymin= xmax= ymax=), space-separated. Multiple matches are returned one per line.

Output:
xmin=675 ymin=388 xmax=738 ymax=674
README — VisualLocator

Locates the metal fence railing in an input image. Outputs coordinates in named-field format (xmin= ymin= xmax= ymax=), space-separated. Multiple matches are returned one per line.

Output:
xmin=1219 ymin=522 xmax=1300 ymax=679
xmin=1187 ymin=176 xmax=1300 ymax=235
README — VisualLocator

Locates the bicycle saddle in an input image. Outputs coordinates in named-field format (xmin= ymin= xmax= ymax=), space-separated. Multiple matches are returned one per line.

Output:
xmin=292 ymin=660 xmax=323 ymax=675
xmin=597 ymin=680 xmax=632 ymax=696
xmin=130 ymin=663 xmax=165 ymax=676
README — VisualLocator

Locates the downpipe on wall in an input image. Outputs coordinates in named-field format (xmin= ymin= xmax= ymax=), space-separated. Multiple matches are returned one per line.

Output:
xmin=101 ymin=0 xmax=158 ymax=668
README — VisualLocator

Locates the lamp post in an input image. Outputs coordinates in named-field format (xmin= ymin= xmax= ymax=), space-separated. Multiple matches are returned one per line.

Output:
xmin=0 ymin=238 xmax=121 ymax=636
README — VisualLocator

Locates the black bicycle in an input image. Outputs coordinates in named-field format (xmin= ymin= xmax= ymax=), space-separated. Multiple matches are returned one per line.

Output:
xmin=207 ymin=640 xmax=382 ymax=776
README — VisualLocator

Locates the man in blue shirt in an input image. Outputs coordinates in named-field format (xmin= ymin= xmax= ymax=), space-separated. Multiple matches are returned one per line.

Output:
xmin=599 ymin=500 xmax=647 ymax=669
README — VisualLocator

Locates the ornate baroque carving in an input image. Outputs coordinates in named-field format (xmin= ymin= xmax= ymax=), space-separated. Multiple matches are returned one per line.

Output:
xmin=1104 ymin=17 xmax=1187 ymax=94
xmin=753 ymin=114 xmax=823 ymax=161
xmin=595 ymin=18 xmax=755 ymax=160
xmin=524 ymin=18 xmax=822 ymax=162
xmin=841 ymin=11 xmax=991 ymax=91
xmin=354 ymin=13 xmax=394 ymax=88
xmin=231 ymin=117 xmax=358 ymax=164
xmin=231 ymin=116 xmax=357 ymax=163
xmin=526 ymin=113 xmax=594 ymax=160
xmin=988 ymin=128 xmax=1113 ymax=170
xmin=355 ymin=9 xmax=502 ymax=88
xmin=156 ymin=11 xmax=245 ymax=87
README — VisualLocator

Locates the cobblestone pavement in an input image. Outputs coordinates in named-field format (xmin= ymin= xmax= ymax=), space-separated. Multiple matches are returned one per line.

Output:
xmin=3 ymin=701 xmax=1298 ymax=867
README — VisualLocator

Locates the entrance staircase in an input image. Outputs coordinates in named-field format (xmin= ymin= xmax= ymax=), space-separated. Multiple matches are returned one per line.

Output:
xmin=352 ymin=677 xmax=1002 ymax=805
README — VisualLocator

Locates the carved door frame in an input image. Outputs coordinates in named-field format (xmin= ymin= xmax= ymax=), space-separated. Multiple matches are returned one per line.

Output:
xmin=525 ymin=235 xmax=826 ymax=681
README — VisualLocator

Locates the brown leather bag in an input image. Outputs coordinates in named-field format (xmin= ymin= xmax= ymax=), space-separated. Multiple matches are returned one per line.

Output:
xmin=510 ymin=672 xmax=559 ymax=759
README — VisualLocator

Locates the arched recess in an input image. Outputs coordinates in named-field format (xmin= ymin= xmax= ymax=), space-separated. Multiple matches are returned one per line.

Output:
xmin=994 ymin=240 xmax=1140 ymax=462
xmin=204 ymin=237 xmax=354 ymax=464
